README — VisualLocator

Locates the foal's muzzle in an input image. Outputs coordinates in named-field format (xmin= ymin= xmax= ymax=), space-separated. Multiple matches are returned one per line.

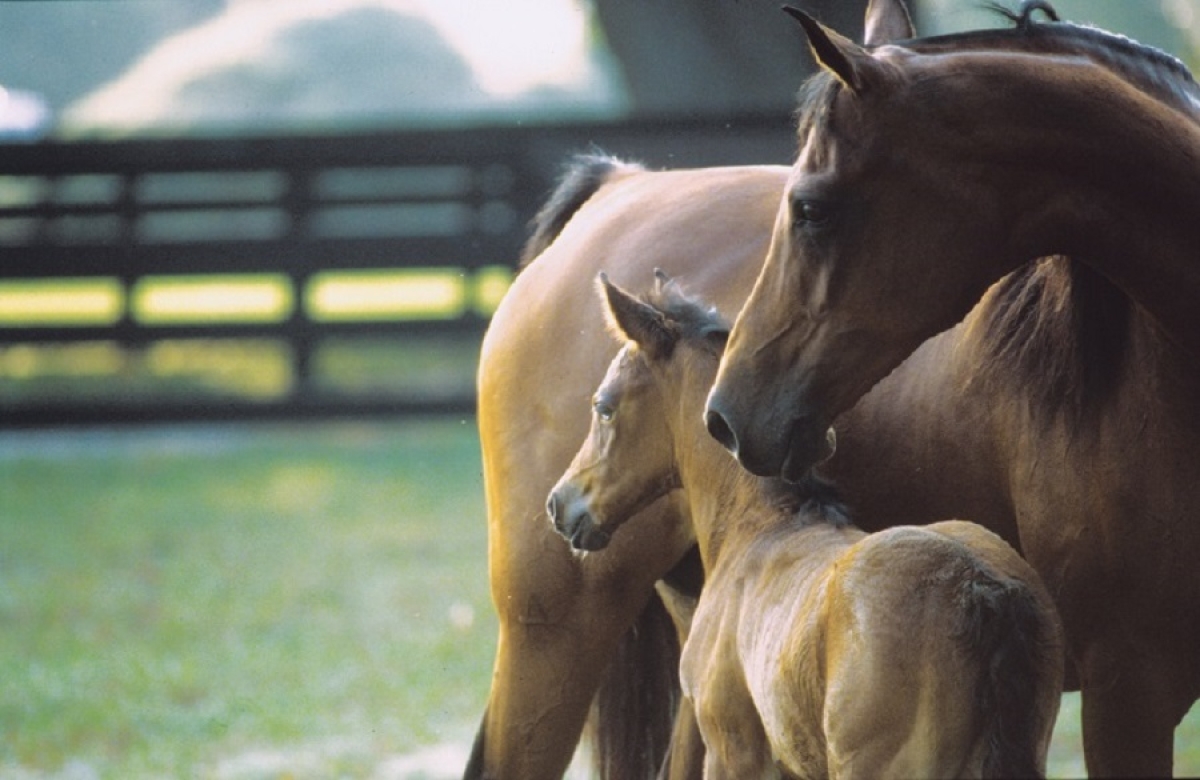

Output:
xmin=546 ymin=486 xmax=613 ymax=552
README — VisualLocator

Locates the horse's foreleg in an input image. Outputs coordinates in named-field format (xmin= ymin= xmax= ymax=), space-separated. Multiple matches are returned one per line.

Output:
xmin=1077 ymin=642 xmax=1193 ymax=778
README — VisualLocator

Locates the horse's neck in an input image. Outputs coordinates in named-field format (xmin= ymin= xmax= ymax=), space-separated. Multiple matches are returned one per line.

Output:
xmin=998 ymin=65 xmax=1200 ymax=354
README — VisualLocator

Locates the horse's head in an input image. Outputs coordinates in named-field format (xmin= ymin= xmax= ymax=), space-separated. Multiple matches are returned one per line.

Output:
xmin=547 ymin=271 xmax=727 ymax=552
xmin=706 ymin=0 xmax=1042 ymax=481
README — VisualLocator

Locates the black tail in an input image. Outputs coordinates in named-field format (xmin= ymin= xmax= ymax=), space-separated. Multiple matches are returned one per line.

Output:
xmin=462 ymin=707 xmax=487 ymax=779
xmin=959 ymin=574 xmax=1058 ymax=779
xmin=588 ymin=589 xmax=684 ymax=780
xmin=519 ymin=153 xmax=639 ymax=267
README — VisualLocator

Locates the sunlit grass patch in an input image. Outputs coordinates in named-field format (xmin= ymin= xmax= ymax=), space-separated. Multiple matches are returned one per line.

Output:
xmin=306 ymin=268 xmax=467 ymax=322
xmin=472 ymin=265 xmax=513 ymax=316
xmin=0 ymin=278 xmax=123 ymax=327
xmin=131 ymin=274 xmax=294 ymax=325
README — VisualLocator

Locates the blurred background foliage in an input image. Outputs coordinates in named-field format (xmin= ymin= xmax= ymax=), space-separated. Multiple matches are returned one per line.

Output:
xmin=0 ymin=0 xmax=1187 ymax=140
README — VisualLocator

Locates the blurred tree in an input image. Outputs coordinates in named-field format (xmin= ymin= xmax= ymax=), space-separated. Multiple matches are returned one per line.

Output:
xmin=590 ymin=0 xmax=869 ymax=117
xmin=0 ymin=1 xmax=222 ymax=111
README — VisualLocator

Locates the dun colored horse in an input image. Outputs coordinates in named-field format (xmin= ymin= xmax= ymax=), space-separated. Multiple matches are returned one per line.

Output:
xmin=467 ymin=2 xmax=1198 ymax=777
xmin=548 ymin=273 xmax=1064 ymax=779
xmin=706 ymin=1 xmax=1200 ymax=776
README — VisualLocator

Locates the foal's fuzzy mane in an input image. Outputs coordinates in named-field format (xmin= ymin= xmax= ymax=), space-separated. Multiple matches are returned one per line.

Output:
xmin=635 ymin=277 xmax=853 ymax=527
xmin=604 ymin=274 xmax=730 ymax=356
xmin=641 ymin=279 xmax=730 ymax=346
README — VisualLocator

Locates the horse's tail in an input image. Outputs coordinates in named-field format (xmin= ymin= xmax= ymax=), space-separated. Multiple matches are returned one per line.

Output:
xmin=461 ymin=707 xmax=487 ymax=779
xmin=587 ymin=590 xmax=683 ymax=780
xmin=959 ymin=572 xmax=1057 ymax=779
xmin=461 ymin=604 xmax=681 ymax=780
xmin=519 ymin=153 xmax=642 ymax=268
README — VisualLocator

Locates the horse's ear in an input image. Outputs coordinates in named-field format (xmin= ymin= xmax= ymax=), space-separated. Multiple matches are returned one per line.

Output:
xmin=598 ymin=272 xmax=676 ymax=358
xmin=783 ymin=6 xmax=884 ymax=94
xmin=862 ymin=0 xmax=914 ymax=46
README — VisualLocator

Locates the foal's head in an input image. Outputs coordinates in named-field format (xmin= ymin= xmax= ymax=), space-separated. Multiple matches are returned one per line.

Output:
xmin=546 ymin=271 xmax=728 ymax=552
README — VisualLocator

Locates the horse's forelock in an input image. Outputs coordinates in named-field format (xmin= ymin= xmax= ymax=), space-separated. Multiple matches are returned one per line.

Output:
xmin=793 ymin=70 xmax=841 ymax=158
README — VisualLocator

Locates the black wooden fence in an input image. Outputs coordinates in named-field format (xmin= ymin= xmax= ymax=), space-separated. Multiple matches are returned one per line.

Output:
xmin=0 ymin=115 xmax=795 ymax=426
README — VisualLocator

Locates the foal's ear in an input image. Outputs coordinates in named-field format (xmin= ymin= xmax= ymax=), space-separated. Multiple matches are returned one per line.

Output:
xmin=598 ymin=272 xmax=676 ymax=358
xmin=862 ymin=0 xmax=914 ymax=46
xmin=783 ymin=6 xmax=885 ymax=94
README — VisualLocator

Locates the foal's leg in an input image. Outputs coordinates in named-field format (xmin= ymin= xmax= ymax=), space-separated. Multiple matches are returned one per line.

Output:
xmin=692 ymin=665 xmax=777 ymax=780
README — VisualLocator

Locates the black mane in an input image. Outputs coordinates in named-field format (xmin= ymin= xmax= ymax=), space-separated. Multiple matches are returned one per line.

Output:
xmin=971 ymin=257 xmax=1131 ymax=425
xmin=795 ymin=0 xmax=1199 ymax=154
xmin=904 ymin=2 xmax=1197 ymax=109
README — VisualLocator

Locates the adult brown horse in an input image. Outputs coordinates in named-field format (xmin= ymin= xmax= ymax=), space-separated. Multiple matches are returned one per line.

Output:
xmin=705 ymin=1 xmax=1200 ymax=776
xmin=549 ymin=272 xmax=1064 ymax=778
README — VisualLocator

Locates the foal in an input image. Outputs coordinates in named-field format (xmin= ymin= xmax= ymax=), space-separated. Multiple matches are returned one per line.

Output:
xmin=547 ymin=272 xmax=1064 ymax=779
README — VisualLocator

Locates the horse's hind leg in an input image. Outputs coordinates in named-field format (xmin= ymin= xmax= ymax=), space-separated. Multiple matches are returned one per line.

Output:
xmin=476 ymin=499 xmax=691 ymax=779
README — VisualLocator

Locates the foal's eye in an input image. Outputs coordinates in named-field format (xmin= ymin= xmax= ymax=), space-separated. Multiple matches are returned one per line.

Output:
xmin=593 ymin=401 xmax=615 ymax=423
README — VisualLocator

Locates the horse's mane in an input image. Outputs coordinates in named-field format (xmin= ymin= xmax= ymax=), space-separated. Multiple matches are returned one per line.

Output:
xmin=911 ymin=1 xmax=1198 ymax=110
xmin=970 ymin=257 xmax=1131 ymax=425
xmin=795 ymin=0 xmax=1198 ymax=151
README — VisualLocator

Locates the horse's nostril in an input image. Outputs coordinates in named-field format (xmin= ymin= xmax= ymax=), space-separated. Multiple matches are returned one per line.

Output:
xmin=546 ymin=492 xmax=561 ymax=526
xmin=705 ymin=407 xmax=739 ymax=455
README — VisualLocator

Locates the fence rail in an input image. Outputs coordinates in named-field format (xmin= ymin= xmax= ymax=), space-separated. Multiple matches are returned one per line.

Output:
xmin=0 ymin=114 xmax=795 ymax=426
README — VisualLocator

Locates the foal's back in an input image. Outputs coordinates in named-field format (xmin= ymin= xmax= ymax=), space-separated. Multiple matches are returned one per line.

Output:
xmin=688 ymin=514 xmax=1063 ymax=779
xmin=822 ymin=521 xmax=1063 ymax=778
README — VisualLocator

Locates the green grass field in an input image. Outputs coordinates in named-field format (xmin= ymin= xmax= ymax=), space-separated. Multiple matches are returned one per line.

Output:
xmin=0 ymin=419 xmax=1197 ymax=778
xmin=0 ymin=419 xmax=495 ymax=778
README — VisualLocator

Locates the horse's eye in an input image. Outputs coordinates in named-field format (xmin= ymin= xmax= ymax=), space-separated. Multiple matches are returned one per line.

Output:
xmin=594 ymin=401 xmax=615 ymax=423
xmin=795 ymin=199 xmax=831 ymax=226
